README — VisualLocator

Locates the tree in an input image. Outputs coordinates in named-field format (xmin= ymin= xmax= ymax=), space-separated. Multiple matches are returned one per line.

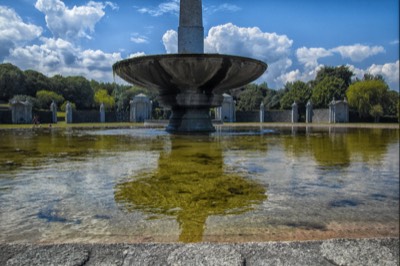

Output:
xmin=36 ymin=90 xmax=64 ymax=109
xmin=311 ymin=76 xmax=346 ymax=108
xmin=91 ymin=80 xmax=115 ymax=95
xmin=236 ymin=84 xmax=264 ymax=111
xmin=346 ymin=79 xmax=390 ymax=118
xmin=369 ymin=104 xmax=383 ymax=122
xmin=279 ymin=81 xmax=311 ymax=111
xmin=24 ymin=69 xmax=52 ymax=97
xmin=313 ymin=65 xmax=354 ymax=89
xmin=51 ymin=75 xmax=94 ymax=109
xmin=0 ymin=63 xmax=27 ymax=101
xmin=383 ymin=90 xmax=399 ymax=117
xmin=94 ymin=89 xmax=115 ymax=110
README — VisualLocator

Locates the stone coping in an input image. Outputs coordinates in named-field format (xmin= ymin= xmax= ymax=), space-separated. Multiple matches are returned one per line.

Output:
xmin=0 ymin=122 xmax=398 ymax=131
xmin=1 ymin=238 xmax=398 ymax=266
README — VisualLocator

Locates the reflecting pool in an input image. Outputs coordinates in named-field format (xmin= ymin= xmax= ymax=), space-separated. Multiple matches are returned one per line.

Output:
xmin=0 ymin=126 xmax=398 ymax=243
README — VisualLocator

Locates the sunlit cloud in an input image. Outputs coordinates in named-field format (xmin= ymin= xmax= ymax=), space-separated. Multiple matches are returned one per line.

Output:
xmin=331 ymin=44 xmax=385 ymax=62
xmin=35 ymin=0 xmax=117 ymax=39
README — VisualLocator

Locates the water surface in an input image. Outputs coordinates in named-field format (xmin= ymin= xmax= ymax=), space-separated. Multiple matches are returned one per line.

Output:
xmin=0 ymin=126 xmax=398 ymax=243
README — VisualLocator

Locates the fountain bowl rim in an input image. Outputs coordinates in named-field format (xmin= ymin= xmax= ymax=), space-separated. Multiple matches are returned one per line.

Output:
xmin=112 ymin=53 xmax=268 ymax=71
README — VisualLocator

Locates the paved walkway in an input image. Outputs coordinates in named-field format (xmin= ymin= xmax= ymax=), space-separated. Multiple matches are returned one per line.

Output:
xmin=1 ymin=238 xmax=398 ymax=265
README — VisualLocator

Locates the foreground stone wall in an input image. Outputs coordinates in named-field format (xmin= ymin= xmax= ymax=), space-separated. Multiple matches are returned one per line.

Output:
xmin=0 ymin=238 xmax=398 ymax=266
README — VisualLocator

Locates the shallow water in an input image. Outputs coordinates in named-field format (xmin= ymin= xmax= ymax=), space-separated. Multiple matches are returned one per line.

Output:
xmin=0 ymin=126 xmax=398 ymax=243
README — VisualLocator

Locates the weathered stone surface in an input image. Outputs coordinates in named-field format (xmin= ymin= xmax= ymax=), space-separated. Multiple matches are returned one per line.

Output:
xmin=5 ymin=244 xmax=89 ymax=266
xmin=320 ymin=238 xmax=399 ymax=266
xmin=1 ymin=239 xmax=398 ymax=266
xmin=178 ymin=0 xmax=203 ymax=53
xmin=123 ymin=244 xmax=181 ymax=266
xmin=242 ymin=242 xmax=332 ymax=266
xmin=84 ymin=244 xmax=128 ymax=266
xmin=167 ymin=244 xmax=243 ymax=266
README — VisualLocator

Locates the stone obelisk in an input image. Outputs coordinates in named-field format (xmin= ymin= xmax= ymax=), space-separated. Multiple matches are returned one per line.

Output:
xmin=178 ymin=0 xmax=204 ymax=53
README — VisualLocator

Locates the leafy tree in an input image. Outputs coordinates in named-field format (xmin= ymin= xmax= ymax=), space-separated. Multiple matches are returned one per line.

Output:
xmin=311 ymin=76 xmax=346 ymax=108
xmin=24 ymin=69 xmax=52 ymax=97
xmin=361 ymin=73 xmax=385 ymax=81
xmin=279 ymin=81 xmax=311 ymax=111
xmin=263 ymin=89 xmax=283 ymax=110
xmin=313 ymin=65 xmax=354 ymax=89
xmin=36 ymin=90 xmax=64 ymax=109
xmin=51 ymin=75 xmax=94 ymax=109
xmin=369 ymin=104 xmax=383 ymax=122
xmin=346 ymin=79 xmax=390 ymax=117
xmin=90 ymin=80 xmax=115 ymax=95
xmin=236 ymin=84 xmax=264 ymax=111
xmin=94 ymin=89 xmax=115 ymax=110
xmin=0 ymin=63 xmax=26 ymax=101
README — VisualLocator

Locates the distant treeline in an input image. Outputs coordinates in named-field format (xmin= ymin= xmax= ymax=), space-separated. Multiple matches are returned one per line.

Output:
xmin=0 ymin=63 xmax=398 ymax=121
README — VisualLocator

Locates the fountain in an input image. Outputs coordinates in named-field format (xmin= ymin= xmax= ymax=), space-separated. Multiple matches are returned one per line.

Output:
xmin=113 ymin=0 xmax=267 ymax=133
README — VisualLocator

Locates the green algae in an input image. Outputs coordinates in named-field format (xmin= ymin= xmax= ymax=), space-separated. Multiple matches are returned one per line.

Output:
xmin=114 ymin=136 xmax=267 ymax=242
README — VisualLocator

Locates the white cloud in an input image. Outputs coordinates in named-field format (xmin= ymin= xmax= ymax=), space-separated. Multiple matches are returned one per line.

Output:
xmin=296 ymin=47 xmax=333 ymax=69
xmin=0 ymin=6 xmax=42 ymax=59
xmin=137 ymin=0 xmax=179 ymax=17
xmin=368 ymin=60 xmax=399 ymax=90
xmin=297 ymin=44 xmax=385 ymax=69
xmin=162 ymin=29 xmax=178 ymax=54
xmin=5 ymin=37 xmax=122 ymax=82
xmin=128 ymin=52 xmax=146 ymax=58
xmin=35 ymin=0 xmax=117 ymax=40
xmin=332 ymin=44 xmax=385 ymax=62
xmin=204 ymin=23 xmax=292 ymax=62
xmin=0 ymin=6 xmax=42 ymax=42
xmin=130 ymin=33 xmax=149 ymax=44
xmin=276 ymin=64 xmax=324 ymax=86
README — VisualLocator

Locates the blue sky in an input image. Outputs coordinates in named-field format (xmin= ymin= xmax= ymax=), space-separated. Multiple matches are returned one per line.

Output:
xmin=0 ymin=0 xmax=398 ymax=91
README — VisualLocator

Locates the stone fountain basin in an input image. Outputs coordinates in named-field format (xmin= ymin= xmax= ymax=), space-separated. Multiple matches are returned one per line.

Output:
xmin=113 ymin=54 xmax=268 ymax=97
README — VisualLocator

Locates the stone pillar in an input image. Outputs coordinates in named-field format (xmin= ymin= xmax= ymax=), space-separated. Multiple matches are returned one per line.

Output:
xmin=100 ymin=103 xmax=105 ymax=123
xmin=233 ymin=100 xmax=236 ymax=122
xmin=329 ymin=97 xmax=335 ymax=124
xmin=50 ymin=101 xmax=57 ymax=123
xmin=291 ymin=101 xmax=298 ymax=123
xmin=215 ymin=106 xmax=221 ymax=121
xmin=130 ymin=94 xmax=152 ymax=122
xmin=216 ymin=93 xmax=235 ymax=122
xmin=65 ymin=101 xmax=73 ymax=123
xmin=306 ymin=100 xmax=313 ymax=123
xmin=260 ymin=102 xmax=265 ymax=123
xmin=343 ymin=97 xmax=349 ymax=122
xmin=178 ymin=0 xmax=204 ymax=53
